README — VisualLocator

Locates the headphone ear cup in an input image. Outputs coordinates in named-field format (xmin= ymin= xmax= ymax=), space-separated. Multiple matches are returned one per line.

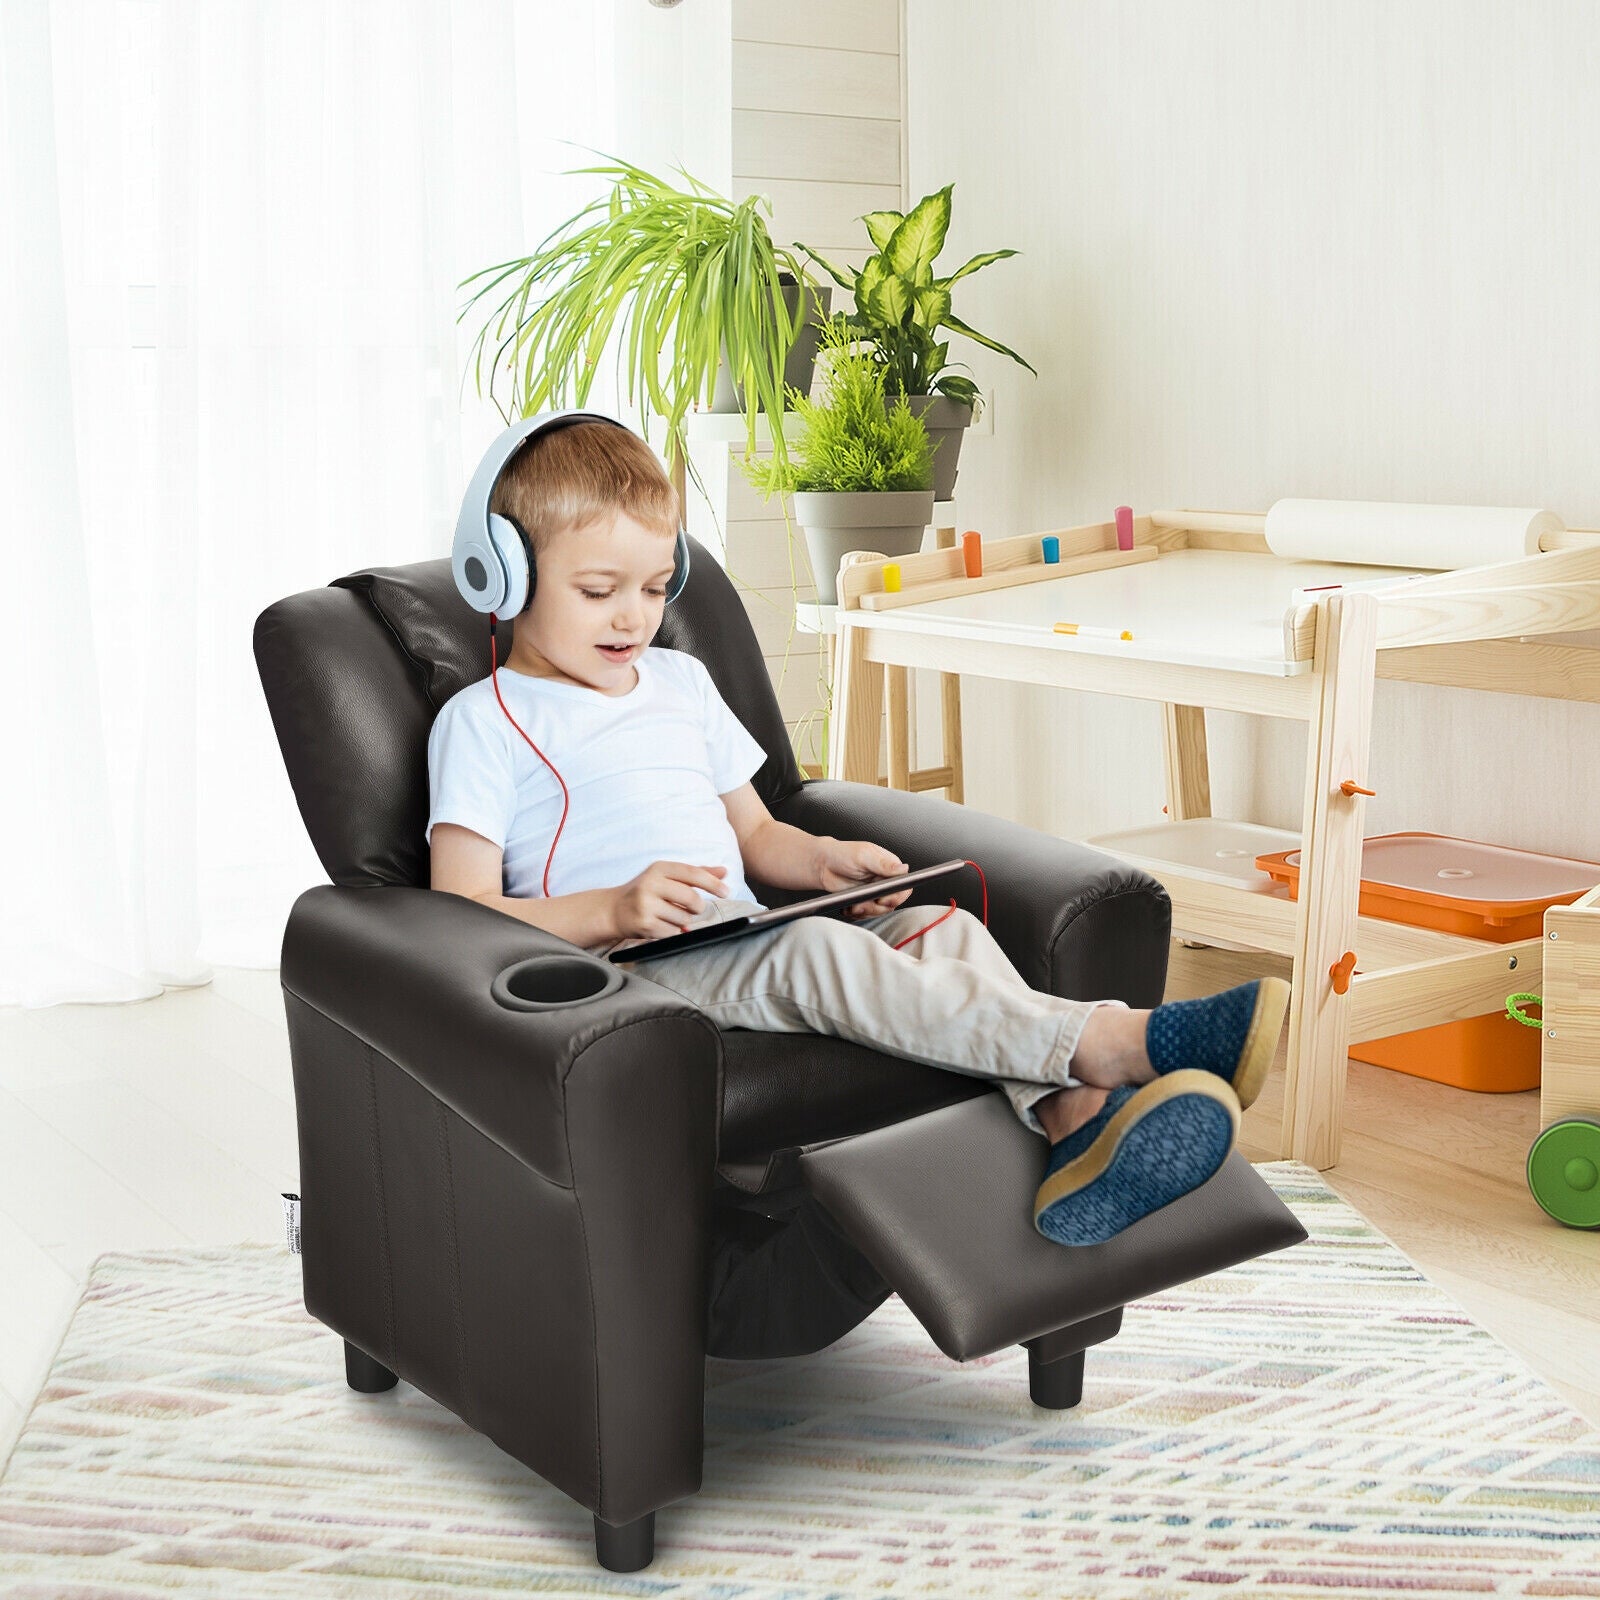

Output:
xmin=666 ymin=528 xmax=691 ymax=604
xmin=488 ymin=512 xmax=533 ymax=617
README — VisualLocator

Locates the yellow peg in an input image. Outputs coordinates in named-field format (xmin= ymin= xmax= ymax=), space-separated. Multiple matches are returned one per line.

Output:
xmin=882 ymin=563 xmax=902 ymax=593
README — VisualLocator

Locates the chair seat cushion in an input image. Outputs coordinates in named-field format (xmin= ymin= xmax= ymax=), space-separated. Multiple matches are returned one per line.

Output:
xmin=717 ymin=1028 xmax=988 ymax=1183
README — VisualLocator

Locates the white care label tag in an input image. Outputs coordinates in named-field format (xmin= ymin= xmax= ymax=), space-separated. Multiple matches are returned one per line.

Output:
xmin=281 ymin=1193 xmax=302 ymax=1255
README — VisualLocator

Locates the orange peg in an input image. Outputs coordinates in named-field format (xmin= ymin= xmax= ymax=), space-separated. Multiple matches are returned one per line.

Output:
xmin=1339 ymin=780 xmax=1376 ymax=797
xmin=1329 ymin=950 xmax=1358 ymax=995
xmin=962 ymin=530 xmax=983 ymax=578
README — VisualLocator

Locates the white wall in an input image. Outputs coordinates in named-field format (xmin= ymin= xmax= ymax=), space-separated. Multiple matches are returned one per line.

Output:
xmin=611 ymin=0 xmax=731 ymax=193
xmin=906 ymin=0 xmax=1600 ymax=861
xmin=678 ymin=0 xmax=905 ymax=767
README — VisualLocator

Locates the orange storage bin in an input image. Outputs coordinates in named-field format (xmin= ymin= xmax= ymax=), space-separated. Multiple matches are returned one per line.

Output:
xmin=1254 ymin=833 xmax=1600 ymax=1093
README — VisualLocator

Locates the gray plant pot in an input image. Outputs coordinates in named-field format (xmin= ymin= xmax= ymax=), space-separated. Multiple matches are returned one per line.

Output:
xmin=900 ymin=395 xmax=974 ymax=500
xmin=710 ymin=279 xmax=833 ymax=412
xmin=793 ymin=489 xmax=935 ymax=604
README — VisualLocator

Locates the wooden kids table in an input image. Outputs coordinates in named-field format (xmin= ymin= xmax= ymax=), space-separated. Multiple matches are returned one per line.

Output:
xmin=825 ymin=509 xmax=1600 ymax=1169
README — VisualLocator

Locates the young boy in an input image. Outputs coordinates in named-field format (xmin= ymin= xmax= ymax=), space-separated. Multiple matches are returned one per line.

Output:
xmin=427 ymin=420 xmax=1290 ymax=1247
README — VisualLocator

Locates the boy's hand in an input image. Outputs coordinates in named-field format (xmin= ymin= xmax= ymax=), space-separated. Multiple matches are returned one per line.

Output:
xmin=614 ymin=861 xmax=728 ymax=941
xmin=818 ymin=839 xmax=912 ymax=919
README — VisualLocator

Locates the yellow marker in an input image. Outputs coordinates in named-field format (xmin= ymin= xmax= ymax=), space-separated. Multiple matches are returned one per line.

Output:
xmin=1054 ymin=622 xmax=1134 ymax=641
xmin=882 ymin=563 xmax=902 ymax=593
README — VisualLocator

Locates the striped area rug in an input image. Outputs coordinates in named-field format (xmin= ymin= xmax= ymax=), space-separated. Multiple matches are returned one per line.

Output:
xmin=2 ymin=1161 xmax=1598 ymax=1597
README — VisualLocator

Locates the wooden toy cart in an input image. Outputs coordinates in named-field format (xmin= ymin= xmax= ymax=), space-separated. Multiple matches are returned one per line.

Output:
xmin=825 ymin=508 xmax=1600 ymax=1169
xmin=1529 ymin=884 xmax=1600 ymax=1226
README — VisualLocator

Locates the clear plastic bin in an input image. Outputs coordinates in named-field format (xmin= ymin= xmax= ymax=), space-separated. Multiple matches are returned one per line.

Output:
xmin=1087 ymin=819 xmax=1301 ymax=891
xmin=1256 ymin=832 xmax=1600 ymax=942
xmin=1086 ymin=820 xmax=1302 ymax=954
xmin=1256 ymin=832 xmax=1600 ymax=1093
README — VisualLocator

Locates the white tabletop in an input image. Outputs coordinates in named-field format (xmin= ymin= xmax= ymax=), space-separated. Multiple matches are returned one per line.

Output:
xmin=837 ymin=548 xmax=1430 ymax=676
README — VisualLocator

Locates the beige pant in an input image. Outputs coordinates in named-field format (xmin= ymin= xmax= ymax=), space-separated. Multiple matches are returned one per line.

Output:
xmin=615 ymin=897 xmax=1126 ymax=1136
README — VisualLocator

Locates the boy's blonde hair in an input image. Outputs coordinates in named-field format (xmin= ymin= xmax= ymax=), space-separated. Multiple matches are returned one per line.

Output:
xmin=489 ymin=419 xmax=680 ymax=558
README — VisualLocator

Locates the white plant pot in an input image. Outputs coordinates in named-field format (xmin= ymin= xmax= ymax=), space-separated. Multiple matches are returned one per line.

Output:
xmin=792 ymin=489 xmax=935 ymax=605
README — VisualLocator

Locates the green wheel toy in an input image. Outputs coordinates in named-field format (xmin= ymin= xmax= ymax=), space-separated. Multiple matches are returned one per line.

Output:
xmin=1527 ymin=1118 xmax=1600 ymax=1229
xmin=1504 ymin=991 xmax=1600 ymax=1229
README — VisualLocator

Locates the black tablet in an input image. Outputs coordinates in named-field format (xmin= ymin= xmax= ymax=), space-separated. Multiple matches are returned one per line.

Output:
xmin=607 ymin=858 xmax=969 ymax=963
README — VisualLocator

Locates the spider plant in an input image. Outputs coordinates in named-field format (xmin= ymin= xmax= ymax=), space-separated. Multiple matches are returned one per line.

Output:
xmin=458 ymin=154 xmax=814 ymax=470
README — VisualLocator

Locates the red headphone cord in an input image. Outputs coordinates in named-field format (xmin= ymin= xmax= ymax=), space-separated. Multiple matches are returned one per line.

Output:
xmin=488 ymin=613 xmax=986 ymax=944
xmin=488 ymin=616 xmax=569 ymax=898
xmin=889 ymin=858 xmax=988 ymax=951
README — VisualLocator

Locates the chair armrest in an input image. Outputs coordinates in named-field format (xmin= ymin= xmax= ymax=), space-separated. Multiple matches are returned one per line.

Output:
xmin=770 ymin=779 xmax=1172 ymax=1004
xmin=279 ymin=884 xmax=722 ymax=1185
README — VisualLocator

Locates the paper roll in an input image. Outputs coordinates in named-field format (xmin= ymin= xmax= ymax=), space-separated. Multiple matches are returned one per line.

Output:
xmin=1263 ymin=499 xmax=1563 ymax=570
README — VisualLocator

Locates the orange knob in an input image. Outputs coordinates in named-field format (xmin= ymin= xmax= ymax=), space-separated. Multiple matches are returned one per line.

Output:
xmin=1340 ymin=780 xmax=1375 ymax=797
xmin=962 ymin=531 xmax=984 ymax=578
xmin=1329 ymin=951 xmax=1357 ymax=994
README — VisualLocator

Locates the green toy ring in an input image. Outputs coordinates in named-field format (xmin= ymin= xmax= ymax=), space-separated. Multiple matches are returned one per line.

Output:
xmin=1504 ymin=992 xmax=1544 ymax=1028
xmin=1528 ymin=1118 xmax=1600 ymax=1229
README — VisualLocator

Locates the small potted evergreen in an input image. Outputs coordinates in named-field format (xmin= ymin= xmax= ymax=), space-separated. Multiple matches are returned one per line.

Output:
xmin=798 ymin=182 xmax=1034 ymax=498
xmin=744 ymin=323 xmax=934 ymax=604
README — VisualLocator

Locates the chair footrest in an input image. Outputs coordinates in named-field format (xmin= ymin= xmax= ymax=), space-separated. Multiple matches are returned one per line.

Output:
xmin=798 ymin=1092 xmax=1306 ymax=1360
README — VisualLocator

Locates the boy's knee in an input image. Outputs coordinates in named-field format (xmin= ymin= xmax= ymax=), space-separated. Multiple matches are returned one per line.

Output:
xmin=784 ymin=911 xmax=887 ymax=970
xmin=780 ymin=913 xmax=854 ymax=957
xmin=900 ymin=904 xmax=982 ymax=933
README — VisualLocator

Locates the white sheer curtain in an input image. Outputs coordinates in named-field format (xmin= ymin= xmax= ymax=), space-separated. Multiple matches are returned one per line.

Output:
xmin=2 ymin=0 xmax=688 ymax=1006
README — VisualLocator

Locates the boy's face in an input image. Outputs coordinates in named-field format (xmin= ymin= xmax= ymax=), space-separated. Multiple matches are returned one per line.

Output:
xmin=507 ymin=509 xmax=678 ymax=695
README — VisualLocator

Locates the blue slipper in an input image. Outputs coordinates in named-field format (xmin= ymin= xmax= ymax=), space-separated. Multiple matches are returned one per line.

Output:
xmin=1033 ymin=1070 xmax=1239 ymax=1247
xmin=1145 ymin=977 xmax=1290 ymax=1111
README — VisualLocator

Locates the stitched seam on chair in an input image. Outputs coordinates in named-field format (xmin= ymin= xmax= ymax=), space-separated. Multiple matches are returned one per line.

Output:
xmin=438 ymin=1100 xmax=470 ymax=1429
xmin=565 ymin=1133 xmax=604 ymax=1508
xmin=280 ymin=982 xmax=577 ymax=1191
xmin=332 ymin=573 xmax=443 ymax=711
xmin=362 ymin=1042 xmax=397 ymax=1367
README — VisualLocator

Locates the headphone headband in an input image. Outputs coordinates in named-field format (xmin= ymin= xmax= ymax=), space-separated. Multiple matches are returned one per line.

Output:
xmin=451 ymin=409 xmax=689 ymax=617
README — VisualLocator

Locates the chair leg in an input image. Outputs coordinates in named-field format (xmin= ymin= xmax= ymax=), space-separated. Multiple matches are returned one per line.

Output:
xmin=1028 ymin=1344 xmax=1086 ymax=1410
xmin=1023 ymin=1305 xmax=1123 ymax=1410
xmin=594 ymin=1511 xmax=655 ymax=1572
xmin=343 ymin=1340 xmax=398 ymax=1393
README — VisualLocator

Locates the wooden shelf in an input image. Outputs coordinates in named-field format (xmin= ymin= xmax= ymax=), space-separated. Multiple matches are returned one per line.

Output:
xmin=1108 ymin=857 xmax=1542 ymax=1042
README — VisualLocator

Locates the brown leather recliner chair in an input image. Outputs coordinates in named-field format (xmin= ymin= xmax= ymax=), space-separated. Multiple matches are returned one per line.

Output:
xmin=253 ymin=542 xmax=1305 ymax=1573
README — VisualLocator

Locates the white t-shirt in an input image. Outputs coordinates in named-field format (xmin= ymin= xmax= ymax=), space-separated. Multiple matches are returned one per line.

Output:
xmin=426 ymin=647 xmax=769 ymax=941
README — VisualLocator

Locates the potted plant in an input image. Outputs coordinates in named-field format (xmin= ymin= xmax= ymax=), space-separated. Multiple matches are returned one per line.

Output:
xmin=743 ymin=322 xmax=934 ymax=604
xmin=458 ymin=154 xmax=828 ymax=471
xmin=797 ymin=183 xmax=1034 ymax=498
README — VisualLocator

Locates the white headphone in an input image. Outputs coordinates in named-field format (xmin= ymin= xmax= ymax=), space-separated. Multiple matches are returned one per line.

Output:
xmin=451 ymin=409 xmax=690 ymax=618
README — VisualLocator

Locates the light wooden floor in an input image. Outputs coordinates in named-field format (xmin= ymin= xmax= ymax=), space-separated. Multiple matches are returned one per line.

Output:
xmin=1 ymin=948 xmax=1595 ymax=1473
xmin=1178 ymin=939 xmax=1600 ymax=1428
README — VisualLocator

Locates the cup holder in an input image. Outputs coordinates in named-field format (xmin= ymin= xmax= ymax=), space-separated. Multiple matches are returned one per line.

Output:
xmin=491 ymin=954 xmax=625 ymax=1012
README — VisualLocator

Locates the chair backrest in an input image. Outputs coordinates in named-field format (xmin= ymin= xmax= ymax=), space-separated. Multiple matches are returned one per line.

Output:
xmin=253 ymin=538 xmax=806 ymax=889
